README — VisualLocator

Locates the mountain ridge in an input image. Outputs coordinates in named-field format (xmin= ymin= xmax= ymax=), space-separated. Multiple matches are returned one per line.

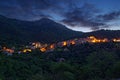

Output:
xmin=1 ymin=15 xmax=120 ymax=45
xmin=0 ymin=15 xmax=83 ymax=44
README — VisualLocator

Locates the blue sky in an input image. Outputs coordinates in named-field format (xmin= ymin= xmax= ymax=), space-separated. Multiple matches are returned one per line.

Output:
xmin=0 ymin=0 xmax=120 ymax=32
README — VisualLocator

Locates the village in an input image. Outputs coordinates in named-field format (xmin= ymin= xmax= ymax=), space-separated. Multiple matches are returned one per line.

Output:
xmin=1 ymin=36 xmax=120 ymax=55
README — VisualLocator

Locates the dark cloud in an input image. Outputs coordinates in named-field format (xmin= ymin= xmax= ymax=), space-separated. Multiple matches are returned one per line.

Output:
xmin=0 ymin=0 xmax=71 ymax=20
xmin=61 ymin=3 xmax=105 ymax=30
xmin=97 ymin=11 xmax=120 ymax=21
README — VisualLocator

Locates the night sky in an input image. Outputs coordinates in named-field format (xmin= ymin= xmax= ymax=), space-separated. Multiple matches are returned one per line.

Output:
xmin=0 ymin=0 xmax=120 ymax=32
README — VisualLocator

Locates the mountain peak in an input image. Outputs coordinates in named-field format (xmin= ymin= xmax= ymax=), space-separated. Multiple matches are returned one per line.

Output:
xmin=35 ymin=18 xmax=55 ymax=23
xmin=40 ymin=18 xmax=52 ymax=21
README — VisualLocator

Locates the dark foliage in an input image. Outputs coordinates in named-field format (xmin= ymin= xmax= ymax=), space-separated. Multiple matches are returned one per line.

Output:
xmin=0 ymin=43 xmax=120 ymax=80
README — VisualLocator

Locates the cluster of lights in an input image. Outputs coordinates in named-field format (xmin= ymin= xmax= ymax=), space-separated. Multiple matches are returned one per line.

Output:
xmin=1 ymin=36 xmax=120 ymax=54
xmin=112 ymin=39 xmax=120 ymax=42
xmin=88 ymin=36 xmax=108 ymax=43
xmin=88 ymin=36 xmax=120 ymax=43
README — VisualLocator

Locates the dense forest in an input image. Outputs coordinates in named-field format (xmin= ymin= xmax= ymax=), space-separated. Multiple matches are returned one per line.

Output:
xmin=0 ymin=42 xmax=120 ymax=80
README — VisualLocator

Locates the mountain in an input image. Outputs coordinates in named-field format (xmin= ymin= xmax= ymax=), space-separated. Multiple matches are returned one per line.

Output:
xmin=0 ymin=15 xmax=83 ymax=45
xmin=84 ymin=29 xmax=120 ymax=39
xmin=29 ymin=18 xmax=83 ymax=43
xmin=1 ymin=15 xmax=120 ymax=46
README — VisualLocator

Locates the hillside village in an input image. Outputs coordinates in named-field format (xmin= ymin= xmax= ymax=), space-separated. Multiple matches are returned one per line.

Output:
xmin=1 ymin=36 xmax=120 ymax=55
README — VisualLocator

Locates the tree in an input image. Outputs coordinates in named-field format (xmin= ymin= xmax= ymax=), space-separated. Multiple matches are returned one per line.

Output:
xmin=50 ymin=62 xmax=75 ymax=80
xmin=82 ymin=51 xmax=117 ymax=79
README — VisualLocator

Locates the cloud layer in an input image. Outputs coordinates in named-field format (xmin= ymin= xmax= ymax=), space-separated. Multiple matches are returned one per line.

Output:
xmin=0 ymin=0 xmax=120 ymax=31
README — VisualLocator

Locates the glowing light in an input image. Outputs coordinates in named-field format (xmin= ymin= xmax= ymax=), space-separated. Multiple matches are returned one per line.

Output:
xmin=3 ymin=48 xmax=14 ymax=54
xmin=113 ymin=39 xmax=120 ymax=42
xmin=50 ymin=44 xmax=54 ymax=49
xmin=23 ymin=50 xmax=27 ymax=53
xmin=88 ymin=36 xmax=109 ymax=43
xmin=102 ymin=38 xmax=108 ymax=42
xmin=32 ymin=42 xmax=41 ymax=48
xmin=23 ymin=49 xmax=32 ymax=53
xmin=71 ymin=41 xmax=75 ymax=45
xmin=27 ymin=49 xmax=32 ymax=52
xmin=63 ymin=41 xmax=67 ymax=46
xmin=40 ymin=48 xmax=46 ymax=52
xmin=3 ymin=47 xmax=6 ymax=50
xmin=91 ymin=40 xmax=96 ymax=43
xmin=6 ymin=49 xmax=14 ymax=53
xmin=89 ymin=36 xmax=96 ymax=39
